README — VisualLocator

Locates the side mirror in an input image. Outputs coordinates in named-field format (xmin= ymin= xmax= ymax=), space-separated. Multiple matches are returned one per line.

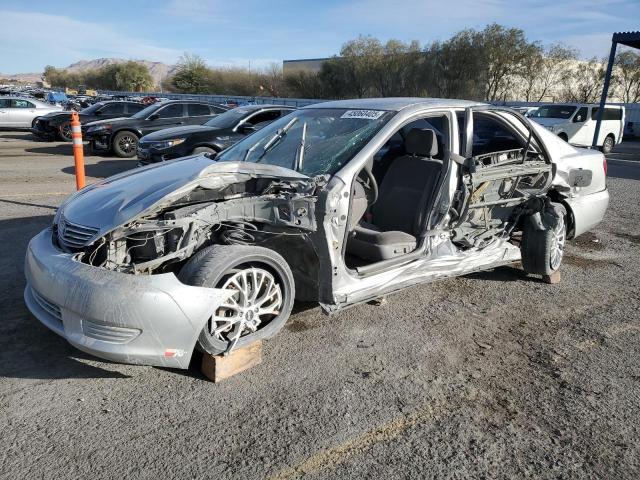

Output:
xmin=94 ymin=110 xmax=103 ymax=115
xmin=149 ymin=113 xmax=160 ymax=121
xmin=240 ymin=123 xmax=257 ymax=133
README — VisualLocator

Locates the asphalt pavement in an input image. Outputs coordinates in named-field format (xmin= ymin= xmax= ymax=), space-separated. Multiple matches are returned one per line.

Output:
xmin=1 ymin=132 xmax=639 ymax=479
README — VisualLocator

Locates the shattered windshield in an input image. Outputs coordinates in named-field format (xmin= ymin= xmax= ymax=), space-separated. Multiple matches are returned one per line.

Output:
xmin=215 ymin=108 xmax=395 ymax=176
xmin=530 ymin=106 xmax=577 ymax=119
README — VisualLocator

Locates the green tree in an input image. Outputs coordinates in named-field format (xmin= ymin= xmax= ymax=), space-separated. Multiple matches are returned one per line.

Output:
xmin=519 ymin=44 xmax=578 ymax=102
xmin=614 ymin=50 xmax=640 ymax=103
xmin=171 ymin=54 xmax=213 ymax=93
xmin=560 ymin=57 xmax=606 ymax=103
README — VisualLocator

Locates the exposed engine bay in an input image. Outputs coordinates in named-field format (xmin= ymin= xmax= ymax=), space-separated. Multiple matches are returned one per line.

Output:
xmin=68 ymin=175 xmax=322 ymax=274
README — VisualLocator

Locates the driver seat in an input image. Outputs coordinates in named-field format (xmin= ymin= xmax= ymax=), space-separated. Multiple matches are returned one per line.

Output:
xmin=347 ymin=128 xmax=443 ymax=262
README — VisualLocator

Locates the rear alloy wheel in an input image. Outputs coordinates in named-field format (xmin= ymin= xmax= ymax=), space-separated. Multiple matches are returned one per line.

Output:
xmin=521 ymin=203 xmax=567 ymax=276
xmin=178 ymin=245 xmax=295 ymax=355
xmin=112 ymin=131 xmax=139 ymax=158
xmin=58 ymin=122 xmax=72 ymax=142
xmin=601 ymin=135 xmax=614 ymax=155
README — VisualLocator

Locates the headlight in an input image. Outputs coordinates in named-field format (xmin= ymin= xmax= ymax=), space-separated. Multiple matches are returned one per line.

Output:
xmin=148 ymin=138 xmax=185 ymax=149
xmin=87 ymin=124 xmax=112 ymax=133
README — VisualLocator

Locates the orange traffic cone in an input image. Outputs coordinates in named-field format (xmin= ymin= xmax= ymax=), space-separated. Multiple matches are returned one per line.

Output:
xmin=70 ymin=111 xmax=86 ymax=190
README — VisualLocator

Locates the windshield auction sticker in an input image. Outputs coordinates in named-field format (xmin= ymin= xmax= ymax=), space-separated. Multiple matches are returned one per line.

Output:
xmin=340 ymin=110 xmax=385 ymax=120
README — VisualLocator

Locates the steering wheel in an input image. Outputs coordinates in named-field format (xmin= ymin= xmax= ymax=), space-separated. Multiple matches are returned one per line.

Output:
xmin=358 ymin=167 xmax=379 ymax=205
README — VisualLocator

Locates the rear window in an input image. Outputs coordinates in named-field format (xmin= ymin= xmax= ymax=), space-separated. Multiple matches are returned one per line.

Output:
xmin=127 ymin=103 xmax=146 ymax=114
xmin=99 ymin=103 xmax=126 ymax=115
xmin=11 ymin=99 xmax=34 ymax=108
xmin=157 ymin=103 xmax=184 ymax=118
xmin=591 ymin=107 xmax=622 ymax=121
xmin=187 ymin=104 xmax=212 ymax=116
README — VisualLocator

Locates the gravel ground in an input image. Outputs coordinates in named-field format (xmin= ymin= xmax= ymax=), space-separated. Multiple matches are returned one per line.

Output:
xmin=1 ymin=131 xmax=639 ymax=479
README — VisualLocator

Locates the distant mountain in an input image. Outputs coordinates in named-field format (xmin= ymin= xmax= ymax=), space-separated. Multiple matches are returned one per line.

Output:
xmin=1 ymin=58 xmax=178 ymax=88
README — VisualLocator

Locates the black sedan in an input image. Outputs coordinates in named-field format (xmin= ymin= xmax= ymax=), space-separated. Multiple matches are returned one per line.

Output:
xmin=83 ymin=100 xmax=229 ymax=158
xmin=136 ymin=105 xmax=295 ymax=165
xmin=31 ymin=101 xmax=146 ymax=141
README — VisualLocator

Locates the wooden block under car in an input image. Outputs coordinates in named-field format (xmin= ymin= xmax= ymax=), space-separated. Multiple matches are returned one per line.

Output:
xmin=542 ymin=271 xmax=561 ymax=284
xmin=201 ymin=341 xmax=262 ymax=382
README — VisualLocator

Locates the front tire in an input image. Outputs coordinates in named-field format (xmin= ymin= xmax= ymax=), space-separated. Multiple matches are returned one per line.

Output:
xmin=58 ymin=122 xmax=72 ymax=142
xmin=112 ymin=131 xmax=139 ymax=158
xmin=601 ymin=134 xmax=614 ymax=155
xmin=192 ymin=146 xmax=216 ymax=156
xmin=521 ymin=203 xmax=567 ymax=276
xmin=178 ymin=245 xmax=295 ymax=355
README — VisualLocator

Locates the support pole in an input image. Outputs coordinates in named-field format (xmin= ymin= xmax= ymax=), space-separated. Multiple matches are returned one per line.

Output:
xmin=70 ymin=111 xmax=86 ymax=190
xmin=592 ymin=39 xmax=618 ymax=148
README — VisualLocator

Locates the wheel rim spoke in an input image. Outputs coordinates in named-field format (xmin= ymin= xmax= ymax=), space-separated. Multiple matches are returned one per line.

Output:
xmin=210 ymin=266 xmax=283 ymax=344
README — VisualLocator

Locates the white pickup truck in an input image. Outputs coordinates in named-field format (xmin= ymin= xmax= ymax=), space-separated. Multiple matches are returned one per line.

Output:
xmin=529 ymin=103 xmax=625 ymax=154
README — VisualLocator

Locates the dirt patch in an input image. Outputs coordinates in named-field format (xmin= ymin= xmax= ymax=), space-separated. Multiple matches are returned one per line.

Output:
xmin=286 ymin=317 xmax=315 ymax=332
xmin=613 ymin=231 xmax=640 ymax=245
xmin=564 ymin=254 xmax=619 ymax=268
xmin=571 ymin=232 xmax=605 ymax=251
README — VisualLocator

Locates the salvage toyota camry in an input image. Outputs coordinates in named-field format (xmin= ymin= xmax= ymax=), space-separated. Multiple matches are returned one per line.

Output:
xmin=24 ymin=98 xmax=609 ymax=368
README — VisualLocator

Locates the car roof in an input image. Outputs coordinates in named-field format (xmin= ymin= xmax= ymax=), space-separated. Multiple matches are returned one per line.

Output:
xmin=302 ymin=97 xmax=483 ymax=111
xmin=232 ymin=104 xmax=295 ymax=111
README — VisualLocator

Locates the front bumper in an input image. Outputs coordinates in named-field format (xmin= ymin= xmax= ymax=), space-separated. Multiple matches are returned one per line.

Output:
xmin=137 ymin=146 xmax=183 ymax=166
xmin=84 ymin=132 xmax=111 ymax=151
xmin=31 ymin=119 xmax=56 ymax=140
xmin=24 ymin=229 xmax=232 ymax=369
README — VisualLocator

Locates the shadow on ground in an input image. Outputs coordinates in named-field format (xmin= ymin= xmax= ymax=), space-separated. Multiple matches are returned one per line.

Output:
xmin=61 ymin=159 xmax=138 ymax=178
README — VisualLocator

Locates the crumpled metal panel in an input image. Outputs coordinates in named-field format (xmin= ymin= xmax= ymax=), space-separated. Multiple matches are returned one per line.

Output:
xmin=58 ymin=158 xmax=310 ymax=240
xmin=24 ymin=229 xmax=233 ymax=369
xmin=325 ymin=238 xmax=521 ymax=311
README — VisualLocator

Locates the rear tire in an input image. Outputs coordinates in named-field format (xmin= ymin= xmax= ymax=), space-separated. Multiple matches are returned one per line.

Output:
xmin=112 ymin=131 xmax=139 ymax=158
xmin=178 ymin=245 xmax=295 ymax=355
xmin=601 ymin=134 xmax=614 ymax=155
xmin=521 ymin=203 xmax=567 ymax=276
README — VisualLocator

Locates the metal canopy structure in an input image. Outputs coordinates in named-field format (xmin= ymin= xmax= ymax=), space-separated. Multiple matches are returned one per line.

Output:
xmin=593 ymin=31 xmax=640 ymax=147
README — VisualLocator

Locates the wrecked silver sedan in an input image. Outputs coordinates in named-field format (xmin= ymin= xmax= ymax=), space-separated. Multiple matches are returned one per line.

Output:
xmin=24 ymin=98 xmax=609 ymax=368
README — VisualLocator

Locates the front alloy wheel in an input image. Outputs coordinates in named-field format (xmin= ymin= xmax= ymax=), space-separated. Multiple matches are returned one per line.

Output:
xmin=178 ymin=245 xmax=295 ymax=355
xmin=210 ymin=267 xmax=283 ymax=348
xmin=112 ymin=131 xmax=139 ymax=158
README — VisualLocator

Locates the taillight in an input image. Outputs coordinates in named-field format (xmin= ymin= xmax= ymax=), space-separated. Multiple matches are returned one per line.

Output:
xmin=603 ymin=157 xmax=607 ymax=176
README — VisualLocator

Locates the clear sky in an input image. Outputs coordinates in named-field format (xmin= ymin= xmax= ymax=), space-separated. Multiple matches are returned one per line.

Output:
xmin=1 ymin=0 xmax=639 ymax=73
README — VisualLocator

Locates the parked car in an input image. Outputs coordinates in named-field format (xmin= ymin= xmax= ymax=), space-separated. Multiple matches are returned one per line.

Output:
xmin=624 ymin=121 xmax=636 ymax=139
xmin=31 ymin=101 xmax=146 ymax=141
xmin=0 ymin=96 xmax=63 ymax=128
xmin=529 ymin=103 xmax=625 ymax=154
xmin=83 ymin=100 xmax=229 ymax=158
xmin=137 ymin=105 xmax=295 ymax=165
xmin=24 ymin=98 xmax=609 ymax=369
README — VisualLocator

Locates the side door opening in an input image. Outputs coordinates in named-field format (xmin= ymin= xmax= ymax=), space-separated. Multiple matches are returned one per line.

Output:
xmin=343 ymin=112 xmax=452 ymax=272
xmin=451 ymin=108 xmax=553 ymax=250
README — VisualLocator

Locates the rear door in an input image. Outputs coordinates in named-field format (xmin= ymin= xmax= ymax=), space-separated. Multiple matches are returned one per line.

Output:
xmin=453 ymin=107 xmax=553 ymax=247
xmin=9 ymin=99 xmax=37 ymax=127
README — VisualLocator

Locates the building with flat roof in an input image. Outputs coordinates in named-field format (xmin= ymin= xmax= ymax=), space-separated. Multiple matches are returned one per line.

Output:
xmin=283 ymin=57 xmax=331 ymax=75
